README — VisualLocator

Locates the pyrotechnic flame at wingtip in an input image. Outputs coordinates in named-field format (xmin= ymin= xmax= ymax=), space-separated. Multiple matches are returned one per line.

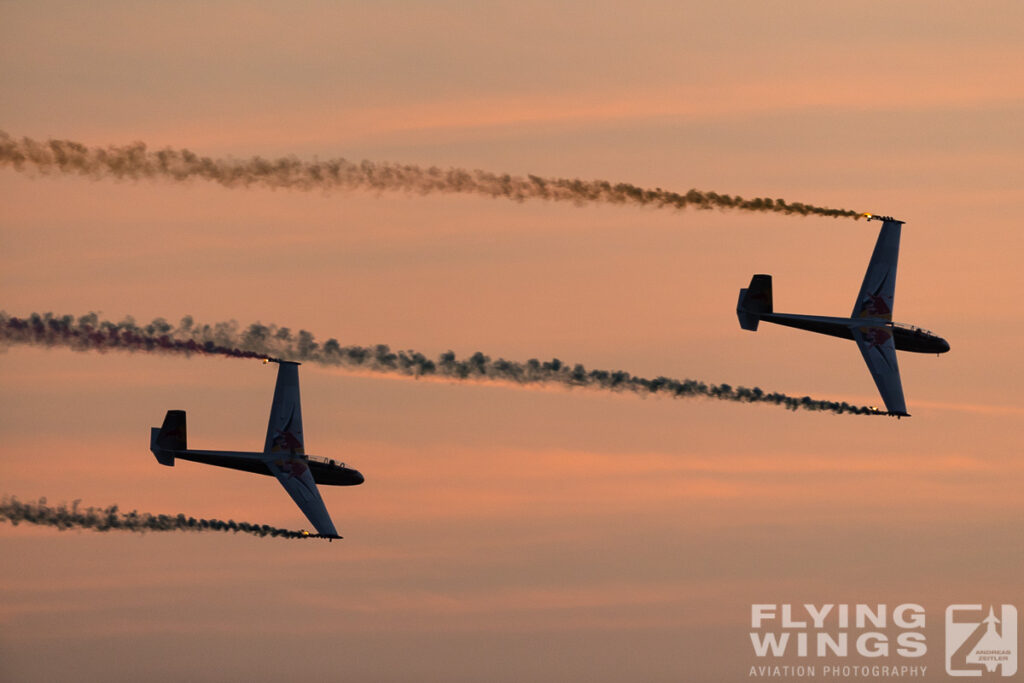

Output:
xmin=0 ymin=495 xmax=333 ymax=540
xmin=0 ymin=131 xmax=863 ymax=220
xmin=0 ymin=311 xmax=883 ymax=417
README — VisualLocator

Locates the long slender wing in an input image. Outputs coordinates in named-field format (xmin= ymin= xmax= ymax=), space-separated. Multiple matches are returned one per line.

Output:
xmin=265 ymin=361 xmax=305 ymax=455
xmin=852 ymin=326 xmax=908 ymax=416
xmin=852 ymin=219 xmax=902 ymax=321
xmin=263 ymin=361 xmax=339 ymax=536
xmin=266 ymin=456 xmax=339 ymax=536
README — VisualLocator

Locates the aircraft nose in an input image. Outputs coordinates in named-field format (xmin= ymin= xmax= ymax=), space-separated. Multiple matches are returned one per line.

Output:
xmin=939 ymin=338 xmax=950 ymax=353
xmin=350 ymin=469 xmax=365 ymax=485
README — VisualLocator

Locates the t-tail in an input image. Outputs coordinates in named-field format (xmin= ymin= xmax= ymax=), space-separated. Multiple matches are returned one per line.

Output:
xmin=150 ymin=409 xmax=186 ymax=466
xmin=737 ymin=274 xmax=773 ymax=331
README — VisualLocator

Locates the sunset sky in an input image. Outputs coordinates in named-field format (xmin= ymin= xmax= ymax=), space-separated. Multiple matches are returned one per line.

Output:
xmin=2 ymin=2 xmax=1023 ymax=681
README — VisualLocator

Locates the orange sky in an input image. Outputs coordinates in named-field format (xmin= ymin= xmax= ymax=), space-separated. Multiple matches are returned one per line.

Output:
xmin=2 ymin=2 xmax=1023 ymax=681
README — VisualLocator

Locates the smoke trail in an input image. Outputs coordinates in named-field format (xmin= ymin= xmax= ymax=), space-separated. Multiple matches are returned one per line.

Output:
xmin=0 ymin=312 xmax=883 ymax=416
xmin=0 ymin=131 xmax=863 ymax=219
xmin=0 ymin=496 xmax=337 ymax=539
xmin=0 ymin=311 xmax=278 ymax=362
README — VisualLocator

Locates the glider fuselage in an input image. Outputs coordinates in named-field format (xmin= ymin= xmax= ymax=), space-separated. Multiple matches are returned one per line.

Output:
xmin=758 ymin=313 xmax=950 ymax=354
xmin=150 ymin=444 xmax=365 ymax=486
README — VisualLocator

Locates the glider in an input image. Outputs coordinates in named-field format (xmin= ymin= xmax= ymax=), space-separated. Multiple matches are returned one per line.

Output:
xmin=150 ymin=360 xmax=363 ymax=539
xmin=736 ymin=215 xmax=949 ymax=417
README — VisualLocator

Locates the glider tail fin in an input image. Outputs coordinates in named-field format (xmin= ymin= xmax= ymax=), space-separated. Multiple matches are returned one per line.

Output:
xmin=150 ymin=409 xmax=187 ymax=466
xmin=737 ymin=274 xmax=773 ymax=331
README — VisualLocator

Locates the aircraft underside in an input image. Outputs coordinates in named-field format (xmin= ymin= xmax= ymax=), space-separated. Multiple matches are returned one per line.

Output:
xmin=736 ymin=216 xmax=950 ymax=417
xmin=150 ymin=361 xmax=361 ymax=538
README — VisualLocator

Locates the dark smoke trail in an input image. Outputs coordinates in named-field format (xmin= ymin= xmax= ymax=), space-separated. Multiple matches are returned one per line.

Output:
xmin=0 ymin=131 xmax=863 ymax=219
xmin=0 ymin=312 xmax=883 ymax=416
xmin=0 ymin=496 xmax=335 ymax=539
xmin=0 ymin=311 xmax=278 ymax=362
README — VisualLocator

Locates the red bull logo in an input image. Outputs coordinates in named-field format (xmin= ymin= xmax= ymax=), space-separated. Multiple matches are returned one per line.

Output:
xmin=858 ymin=294 xmax=892 ymax=320
xmin=270 ymin=430 xmax=304 ymax=454
xmin=860 ymin=326 xmax=892 ymax=348
xmin=274 ymin=456 xmax=309 ymax=480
